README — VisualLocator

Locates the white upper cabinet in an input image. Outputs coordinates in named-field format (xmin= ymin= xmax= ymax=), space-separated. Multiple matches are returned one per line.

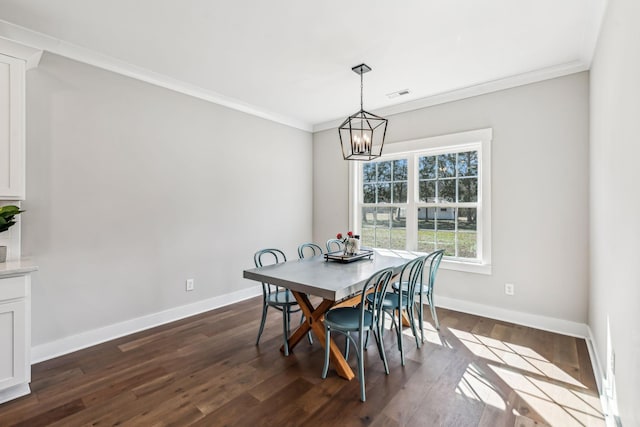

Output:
xmin=0 ymin=53 xmax=25 ymax=200
xmin=0 ymin=39 xmax=41 ymax=201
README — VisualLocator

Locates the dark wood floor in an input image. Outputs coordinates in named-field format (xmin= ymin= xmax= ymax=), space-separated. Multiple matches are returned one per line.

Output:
xmin=0 ymin=297 xmax=604 ymax=426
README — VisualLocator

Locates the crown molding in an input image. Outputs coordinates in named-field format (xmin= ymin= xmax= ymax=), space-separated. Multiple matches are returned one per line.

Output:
xmin=581 ymin=0 xmax=609 ymax=66
xmin=0 ymin=20 xmax=312 ymax=132
xmin=313 ymin=60 xmax=589 ymax=133
xmin=0 ymin=18 xmax=594 ymax=135
xmin=0 ymin=37 xmax=42 ymax=69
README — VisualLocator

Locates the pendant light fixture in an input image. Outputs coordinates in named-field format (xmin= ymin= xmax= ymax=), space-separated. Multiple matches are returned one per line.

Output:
xmin=338 ymin=63 xmax=388 ymax=161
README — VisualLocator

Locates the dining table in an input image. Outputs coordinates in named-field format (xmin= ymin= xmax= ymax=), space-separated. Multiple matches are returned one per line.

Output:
xmin=243 ymin=249 xmax=413 ymax=381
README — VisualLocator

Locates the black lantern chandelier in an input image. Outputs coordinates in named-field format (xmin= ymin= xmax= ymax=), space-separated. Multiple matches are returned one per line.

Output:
xmin=339 ymin=63 xmax=388 ymax=161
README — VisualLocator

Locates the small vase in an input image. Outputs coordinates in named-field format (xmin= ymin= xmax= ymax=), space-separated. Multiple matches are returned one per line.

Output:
xmin=345 ymin=238 xmax=359 ymax=256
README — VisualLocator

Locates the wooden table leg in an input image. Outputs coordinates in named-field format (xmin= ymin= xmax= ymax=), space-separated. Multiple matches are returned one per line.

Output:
xmin=401 ymin=310 xmax=412 ymax=327
xmin=280 ymin=291 xmax=355 ymax=381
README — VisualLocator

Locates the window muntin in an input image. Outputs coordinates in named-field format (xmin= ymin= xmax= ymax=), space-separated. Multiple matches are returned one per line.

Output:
xmin=356 ymin=139 xmax=486 ymax=264
xmin=416 ymin=207 xmax=478 ymax=258
xmin=418 ymin=151 xmax=478 ymax=203
xmin=361 ymin=159 xmax=408 ymax=250
xmin=361 ymin=206 xmax=406 ymax=250
xmin=363 ymin=160 xmax=408 ymax=204
xmin=414 ymin=150 xmax=479 ymax=259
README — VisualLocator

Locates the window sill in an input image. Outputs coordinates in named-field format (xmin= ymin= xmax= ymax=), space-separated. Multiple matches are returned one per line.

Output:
xmin=440 ymin=259 xmax=492 ymax=275
xmin=373 ymin=248 xmax=492 ymax=275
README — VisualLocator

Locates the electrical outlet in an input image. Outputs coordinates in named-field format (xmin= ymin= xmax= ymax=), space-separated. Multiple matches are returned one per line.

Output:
xmin=504 ymin=283 xmax=515 ymax=296
xmin=186 ymin=279 xmax=194 ymax=291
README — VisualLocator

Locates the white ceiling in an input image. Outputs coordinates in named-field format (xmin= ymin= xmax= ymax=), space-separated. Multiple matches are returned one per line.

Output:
xmin=0 ymin=0 xmax=606 ymax=131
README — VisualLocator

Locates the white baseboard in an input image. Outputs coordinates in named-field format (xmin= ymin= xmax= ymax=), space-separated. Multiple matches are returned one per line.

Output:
xmin=0 ymin=383 xmax=30 ymax=405
xmin=586 ymin=326 xmax=605 ymax=392
xmin=31 ymin=289 xmax=589 ymax=365
xmin=587 ymin=326 xmax=620 ymax=427
xmin=436 ymin=295 xmax=589 ymax=338
xmin=31 ymin=285 xmax=262 ymax=363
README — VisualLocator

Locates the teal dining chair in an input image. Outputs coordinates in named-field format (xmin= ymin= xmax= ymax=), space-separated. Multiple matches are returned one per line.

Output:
xmin=321 ymin=267 xmax=394 ymax=402
xmin=254 ymin=248 xmax=302 ymax=356
xmin=326 ymin=238 xmax=344 ymax=253
xmin=366 ymin=256 xmax=426 ymax=366
xmin=393 ymin=249 xmax=445 ymax=338
xmin=297 ymin=242 xmax=323 ymax=259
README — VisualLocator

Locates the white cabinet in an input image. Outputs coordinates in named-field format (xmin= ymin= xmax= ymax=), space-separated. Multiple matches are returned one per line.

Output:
xmin=0 ymin=272 xmax=32 ymax=404
xmin=0 ymin=53 xmax=26 ymax=200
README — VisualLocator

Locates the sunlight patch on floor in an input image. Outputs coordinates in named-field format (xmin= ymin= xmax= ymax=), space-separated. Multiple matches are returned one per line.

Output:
xmin=377 ymin=312 xmax=445 ymax=347
xmin=450 ymin=328 xmax=585 ymax=388
xmin=445 ymin=327 xmax=604 ymax=426
xmin=399 ymin=319 xmax=444 ymax=346
xmin=455 ymin=363 xmax=507 ymax=410
xmin=490 ymin=365 xmax=605 ymax=427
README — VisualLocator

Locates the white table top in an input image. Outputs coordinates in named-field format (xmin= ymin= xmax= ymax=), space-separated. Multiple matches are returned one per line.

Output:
xmin=243 ymin=251 xmax=413 ymax=301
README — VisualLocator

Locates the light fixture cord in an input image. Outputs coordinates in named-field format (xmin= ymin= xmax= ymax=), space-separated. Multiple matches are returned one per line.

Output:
xmin=360 ymin=67 xmax=364 ymax=111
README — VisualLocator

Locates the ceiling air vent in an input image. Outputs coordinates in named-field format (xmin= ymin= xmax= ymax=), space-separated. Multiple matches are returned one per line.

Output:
xmin=386 ymin=89 xmax=410 ymax=99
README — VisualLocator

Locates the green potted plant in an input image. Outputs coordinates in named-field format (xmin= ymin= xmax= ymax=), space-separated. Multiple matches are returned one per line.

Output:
xmin=0 ymin=205 xmax=23 ymax=263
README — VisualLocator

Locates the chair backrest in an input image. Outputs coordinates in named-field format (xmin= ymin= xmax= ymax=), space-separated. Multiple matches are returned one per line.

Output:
xmin=358 ymin=267 xmax=395 ymax=329
xmin=326 ymin=239 xmax=344 ymax=253
xmin=297 ymin=243 xmax=323 ymax=259
xmin=424 ymin=250 xmax=444 ymax=294
xmin=254 ymin=248 xmax=287 ymax=295
xmin=398 ymin=256 xmax=427 ymax=306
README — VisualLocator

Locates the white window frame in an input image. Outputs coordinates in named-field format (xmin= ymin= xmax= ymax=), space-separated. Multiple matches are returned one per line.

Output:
xmin=349 ymin=128 xmax=492 ymax=275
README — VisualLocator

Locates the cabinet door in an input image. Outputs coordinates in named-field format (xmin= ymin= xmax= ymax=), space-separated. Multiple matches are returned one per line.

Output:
xmin=0 ymin=53 xmax=25 ymax=200
xmin=0 ymin=299 xmax=26 ymax=390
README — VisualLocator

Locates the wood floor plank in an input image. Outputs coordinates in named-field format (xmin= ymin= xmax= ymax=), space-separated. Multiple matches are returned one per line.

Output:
xmin=575 ymin=338 xmax=599 ymax=390
xmin=46 ymin=391 xmax=138 ymax=427
xmin=10 ymin=398 xmax=86 ymax=427
xmin=80 ymin=366 xmax=168 ymax=407
xmin=0 ymin=298 xmax=604 ymax=427
xmin=554 ymin=333 xmax=580 ymax=368
xmin=190 ymin=392 xmax=260 ymax=427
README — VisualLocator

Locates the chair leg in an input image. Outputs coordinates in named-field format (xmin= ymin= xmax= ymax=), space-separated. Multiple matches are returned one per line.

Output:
xmin=373 ymin=326 xmax=389 ymax=375
xmin=345 ymin=332 xmax=350 ymax=360
xmin=358 ymin=331 xmax=366 ymax=402
xmin=398 ymin=309 xmax=405 ymax=366
xmin=388 ymin=309 xmax=401 ymax=351
xmin=381 ymin=311 xmax=386 ymax=336
xmin=418 ymin=296 xmax=425 ymax=343
xmin=282 ymin=306 xmax=290 ymax=356
xmin=386 ymin=309 xmax=398 ymax=341
xmin=408 ymin=303 xmax=421 ymax=349
xmin=300 ymin=314 xmax=313 ymax=345
xmin=256 ymin=304 xmax=268 ymax=346
xmin=428 ymin=293 xmax=439 ymax=330
xmin=321 ymin=325 xmax=331 ymax=379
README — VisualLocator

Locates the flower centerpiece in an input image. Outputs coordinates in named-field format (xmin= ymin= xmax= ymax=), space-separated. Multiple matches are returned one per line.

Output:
xmin=336 ymin=231 xmax=360 ymax=256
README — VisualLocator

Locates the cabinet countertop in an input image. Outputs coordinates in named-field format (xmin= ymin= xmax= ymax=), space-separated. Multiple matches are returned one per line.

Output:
xmin=0 ymin=259 xmax=38 ymax=278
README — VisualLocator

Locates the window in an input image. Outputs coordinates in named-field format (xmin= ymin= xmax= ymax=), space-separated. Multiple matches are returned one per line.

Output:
xmin=361 ymin=159 xmax=407 ymax=250
xmin=350 ymin=128 xmax=492 ymax=274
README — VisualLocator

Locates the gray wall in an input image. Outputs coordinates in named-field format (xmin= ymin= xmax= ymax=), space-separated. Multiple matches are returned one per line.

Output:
xmin=23 ymin=53 xmax=312 ymax=347
xmin=589 ymin=0 xmax=640 ymax=424
xmin=314 ymin=72 xmax=590 ymax=324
